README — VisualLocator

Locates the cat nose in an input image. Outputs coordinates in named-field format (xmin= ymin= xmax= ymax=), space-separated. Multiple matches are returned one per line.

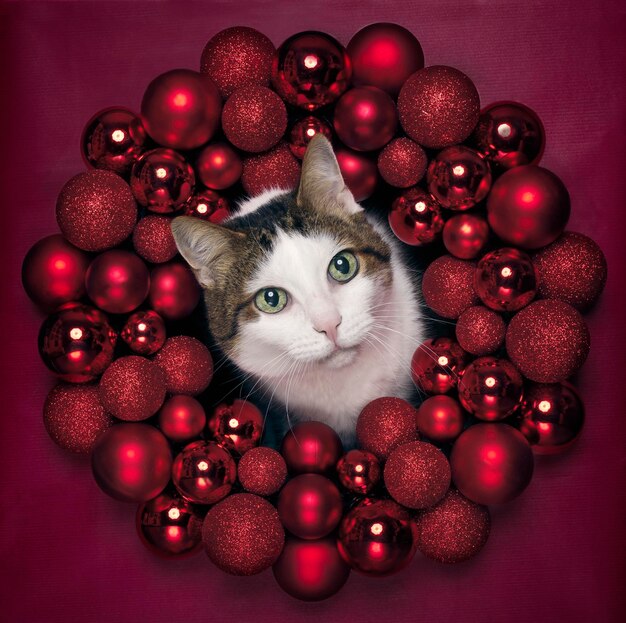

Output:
xmin=313 ymin=314 xmax=342 ymax=345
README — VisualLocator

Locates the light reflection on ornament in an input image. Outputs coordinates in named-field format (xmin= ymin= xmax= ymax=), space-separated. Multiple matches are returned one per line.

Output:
xmin=111 ymin=130 xmax=125 ymax=143
xmin=304 ymin=54 xmax=319 ymax=69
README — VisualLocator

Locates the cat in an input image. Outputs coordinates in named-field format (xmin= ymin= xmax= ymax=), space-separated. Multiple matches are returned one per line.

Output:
xmin=171 ymin=134 xmax=426 ymax=445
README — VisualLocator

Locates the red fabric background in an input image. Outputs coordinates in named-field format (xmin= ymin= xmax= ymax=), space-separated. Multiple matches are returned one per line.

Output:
xmin=1 ymin=1 xmax=625 ymax=621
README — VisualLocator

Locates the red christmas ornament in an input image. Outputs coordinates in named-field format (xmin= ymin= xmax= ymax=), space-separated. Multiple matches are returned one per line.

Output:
xmin=184 ymin=189 xmax=230 ymax=223
xmin=196 ymin=143 xmax=242 ymax=190
xmin=153 ymin=336 xmax=213 ymax=395
xmin=455 ymin=306 xmax=506 ymax=356
xmin=388 ymin=187 xmax=444 ymax=246
xmin=474 ymin=101 xmax=545 ymax=170
xmin=356 ymin=397 xmax=418 ymax=460
xmin=238 ymin=447 xmax=287 ymax=496
xmin=148 ymin=263 xmax=201 ymax=320
xmin=137 ymin=489 xmax=203 ymax=557
xmin=532 ymin=231 xmax=608 ymax=310
xmin=38 ymin=304 xmax=117 ymax=383
xmin=288 ymin=116 xmax=333 ymax=159
xmin=207 ymin=399 xmax=264 ymax=455
xmin=474 ymin=248 xmax=537 ymax=312
xmin=443 ymin=214 xmax=489 ymax=260
xmin=272 ymin=31 xmax=351 ymax=110
xmin=411 ymin=337 xmax=469 ymax=394
xmin=98 ymin=355 xmax=166 ymax=421
xmin=280 ymin=421 xmax=343 ymax=474
xmin=273 ymin=536 xmax=350 ymax=602
xmin=336 ymin=449 xmax=382 ymax=494
xmin=378 ymin=138 xmax=427 ymax=188
xmin=241 ymin=143 xmax=301 ymax=196
xmin=172 ymin=440 xmax=236 ymax=504
xmin=335 ymin=147 xmax=378 ymax=201
xmin=415 ymin=489 xmax=490 ymax=564
xmin=132 ymin=215 xmax=178 ymax=264
xmin=91 ymin=423 xmax=172 ymax=503
xmin=85 ymin=250 xmax=150 ymax=314
xmin=451 ymin=423 xmax=534 ymax=505
xmin=487 ymin=165 xmax=570 ymax=249
xmin=200 ymin=26 xmax=276 ymax=98
xmin=81 ymin=107 xmax=147 ymax=177
xmin=416 ymin=395 xmax=466 ymax=443
xmin=22 ymin=234 xmax=89 ymax=311
xmin=458 ymin=357 xmax=524 ymax=421
xmin=347 ymin=23 xmax=424 ymax=96
xmin=130 ymin=148 xmax=195 ymax=214
xmin=158 ymin=395 xmax=206 ymax=443
xmin=43 ymin=383 xmax=114 ymax=454
xmin=121 ymin=310 xmax=166 ymax=356
xmin=337 ymin=498 xmax=418 ymax=576
xmin=398 ymin=65 xmax=480 ymax=149
xmin=140 ymin=69 xmax=221 ymax=150
xmin=56 ymin=170 xmax=137 ymax=252
xmin=505 ymin=299 xmax=590 ymax=382
xmin=202 ymin=493 xmax=284 ymax=575
xmin=421 ymin=255 xmax=480 ymax=319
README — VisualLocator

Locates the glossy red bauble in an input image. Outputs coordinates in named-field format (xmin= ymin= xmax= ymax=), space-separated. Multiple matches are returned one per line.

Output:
xmin=443 ymin=214 xmax=490 ymax=260
xmin=158 ymin=395 xmax=206 ymax=443
xmin=207 ymin=399 xmax=264 ymax=455
xmin=411 ymin=337 xmax=469 ymax=394
xmin=378 ymin=138 xmax=427 ymax=188
xmin=288 ymin=116 xmax=333 ymax=159
xmin=416 ymin=395 xmax=466 ymax=443
xmin=388 ymin=187 xmax=444 ymax=246
xmin=132 ymin=215 xmax=178 ymax=264
xmin=148 ymin=263 xmax=201 ymax=320
xmin=121 ymin=310 xmax=166 ymax=356
xmin=455 ymin=306 xmax=506 ymax=356
xmin=280 ymin=421 xmax=343 ymax=474
xmin=238 ymin=447 xmax=287 ymax=496
xmin=196 ymin=143 xmax=242 ymax=190
xmin=153 ymin=336 xmax=213 ymax=395
xmin=336 ymin=449 xmax=382 ymax=494
xmin=184 ymin=189 xmax=230 ymax=224
xmin=335 ymin=148 xmax=378 ymax=201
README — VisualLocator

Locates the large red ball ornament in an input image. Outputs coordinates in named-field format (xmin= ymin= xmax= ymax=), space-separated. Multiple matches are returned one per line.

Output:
xmin=85 ymin=250 xmax=150 ymax=314
xmin=455 ymin=306 xmax=506 ymax=356
xmin=158 ymin=395 xmax=206 ymax=443
xmin=416 ymin=395 xmax=466 ymax=443
xmin=196 ymin=143 xmax=242 ymax=190
xmin=153 ymin=336 xmax=213 ymax=395
xmin=288 ymin=116 xmax=333 ymax=159
xmin=121 ymin=310 xmax=166 ymax=356
xmin=238 ymin=447 xmax=287 ymax=496
xmin=184 ymin=189 xmax=230 ymax=224
xmin=22 ymin=235 xmax=89 ymax=311
xmin=172 ymin=440 xmax=236 ymax=504
xmin=207 ymin=399 xmax=264 ymax=455
xmin=241 ymin=143 xmax=302 ymax=196
xmin=451 ymin=423 xmax=534 ymax=505
xmin=272 ymin=31 xmax=351 ymax=110
xmin=378 ymin=138 xmax=427 ymax=188
xmin=148 ymin=263 xmax=201 ymax=320
xmin=141 ymin=69 xmax=221 ymax=150
xmin=505 ymin=299 xmax=590 ymax=382
xmin=411 ymin=337 xmax=469 ymax=394
xmin=443 ymin=214 xmax=489 ymax=260
xmin=335 ymin=148 xmax=378 ymax=201
xmin=91 ymin=423 xmax=172 ymax=503
xmin=337 ymin=498 xmax=418 ymax=576
xmin=273 ymin=536 xmax=350 ymax=602
xmin=388 ymin=187 xmax=444 ymax=246
xmin=347 ymin=23 xmax=424 ymax=96
xmin=132 ymin=215 xmax=178 ymax=264
xmin=398 ymin=66 xmax=480 ymax=149
xmin=336 ymin=449 xmax=382 ymax=494
xmin=38 ymin=304 xmax=117 ymax=382
xmin=202 ymin=493 xmax=284 ymax=575
xmin=487 ymin=165 xmax=570 ymax=249
xmin=280 ymin=421 xmax=343 ymax=474
xmin=56 ymin=170 xmax=137 ymax=252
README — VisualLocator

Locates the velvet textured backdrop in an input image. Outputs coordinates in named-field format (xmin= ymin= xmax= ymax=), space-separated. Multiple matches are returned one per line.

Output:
xmin=1 ymin=1 xmax=625 ymax=621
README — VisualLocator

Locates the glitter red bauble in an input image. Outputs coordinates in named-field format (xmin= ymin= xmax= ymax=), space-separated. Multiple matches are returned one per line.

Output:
xmin=280 ymin=421 xmax=343 ymax=474
xmin=81 ymin=107 xmax=147 ymax=177
xmin=451 ymin=423 xmax=534 ymax=505
xmin=184 ymin=189 xmax=230 ymax=224
xmin=347 ymin=23 xmax=424 ymax=96
xmin=85 ymin=250 xmax=150 ymax=314
xmin=474 ymin=248 xmax=537 ymax=312
xmin=378 ymin=138 xmax=427 ymax=188
xmin=273 ymin=536 xmax=350 ymax=602
xmin=130 ymin=149 xmax=195 ymax=214
xmin=398 ymin=65 xmax=480 ymax=149
xmin=388 ymin=187 xmax=444 ymax=246
xmin=278 ymin=474 xmax=343 ymax=539
xmin=98 ymin=355 xmax=166 ymax=421
xmin=272 ymin=31 xmax=351 ymax=110
xmin=207 ymin=399 xmax=264 ymax=455
xmin=238 ymin=447 xmax=287 ymax=496
xmin=196 ymin=143 xmax=242 ymax=190
xmin=443 ymin=214 xmax=489 ymax=260
xmin=158 ymin=395 xmax=206 ymax=443
xmin=153 ymin=336 xmax=213 ymax=395
xmin=22 ymin=234 xmax=89 ymax=311
xmin=416 ymin=395 xmax=466 ymax=443
xmin=241 ymin=143 xmax=301 ymax=196
xmin=91 ymin=423 xmax=172 ymax=503
xmin=411 ymin=337 xmax=469 ymax=394
xmin=337 ymin=498 xmax=418 ymax=576
xmin=335 ymin=148 xmax=378 ymax=201
xmin=487 ymin=165 xmax=570 ymax=249
xmin=415 ymin=489 xmax=490 ymax=563
xmin=148 ymin=263 xmax=201 ymax=320
xmin=455 ymin=306 xmax=506 ymax=356
xmin=421 ymin=255 xmax=480 ymax=319
xmin=43 ymin=383 xmax=114 ymax=454
xmin=132 ymin=216 xmax=178 ymax=264
xmin=356 ymin=397 xmax=418 ymax=460
xmin=288 ymin=116 xmax=333 ymax=159
xmin=200 ymin=26 xmax=276 ymax=99
xmin=140 ymin=69 xmax=221 ymax=150
xmin=56 ymin=170 xmax=137 ymax=252
xmin=202 ymin=493 xmax=284 ymax=575
xmin=172 ymin=440 xmax=236 ymax=504
xmin=336 ymin=449 xmax=382 ymax=494
xmin=121 ymin=310 xmax=166 ymax=356
xmin=532 ymin=231 xmax=608 ymax=310
xmin=505 ymin=299 xmax=590 ymax=382
xmin=38 ymin=304 xmax=117 ymax=383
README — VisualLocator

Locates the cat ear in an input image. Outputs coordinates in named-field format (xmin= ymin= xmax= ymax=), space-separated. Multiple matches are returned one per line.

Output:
xmin=297 ymin=134 xmax=363 ymax=216
xmin=170 ymin=216 xmax=245 ymax=288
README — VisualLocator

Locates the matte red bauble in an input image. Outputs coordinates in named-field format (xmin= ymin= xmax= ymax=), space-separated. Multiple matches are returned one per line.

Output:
xmin=91 ymin=423 xmax=172 ymax=503
xmin=238 ymin=447 xmax=287 ymax=496
xmin=450 ymin=423 xmax=534 ymax=505
xmin=158 ymin=395 xmax=206 ymax=443
xmin=241 ymin=143 xmax=301 ymax=196
xmin=411 ymin=337 xmax=469 ymax=394
xmin=388 ymin=187 xmax=444 ymax=246
xmin=416 ymin=395 xmax=465 ymax=443
xmin=121 ymin=310 xmax=166 ymax=356
xmin=288 ymin=116 xmax=333 ymax=159
xmin=336 ymin=449 xmax=382 ymax=494
xmin=196 ymin=143 xmax=242 ymax=190
xmin=184 ymin=189 xmax=230 ymax=224
xmin=172 ymin=440 xmax=236 ymax=504
xmin=207 ymin=399 xmax=264 ymax=455
xmin=148 ymin=263 xmax=201 ymax=320
xmin=455 ymin=306 xmax=506 ymax=356
xmin=153 ymin=336 xmax=213 ymax=395
xmin=378 ymin=138 xmax=427 ymax=188
xmin=335 ymin=148 xmax=378 ymax=201
xmin=281 ymin=421 xmax=343 ymax=474
xmin=443 ymin=214 xmax=489 ymax=260
xmin=132 ymin=215 xmax=178 ymax=264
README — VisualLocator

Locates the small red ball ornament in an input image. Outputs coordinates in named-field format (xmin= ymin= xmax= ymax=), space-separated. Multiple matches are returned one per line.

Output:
xmin=132 ymin=215 xmax=178 ymax=264
xmin=455 ymin=306 xmax=506 ymax=356
xmin=411 ymin=337 xmax=469 ymax=394
xmin=207 ymin=399 xmax=264 ymax=455
xmin=196 ymin=143 xmax=242 ymax=190
xmin=148 ymin=263 xmax=201 ymax=320
xmin=377 ymin=138 xmax=427 ymax=188
xmin=443 ymin=214 xmax=490 ymax=260
xmin=288 ymin=116 xmax=333 ymax=159
xmin=280 ymin=421 xmax=343 ymax=474
xmin=184 ymin=189 xmax=230 ymax=223
xmin=121 ymin=310 xmax=166 ymax=356
xmin=336 ymin=449 xmax=382 ymax=494
xmin=158 ymin=395 xmax=206 ymax=443
xmin=388 ymin=187 xmax=444 ymax=246
xmin=335 ymin=148 xmax=378 ymax=201
xmin=241 ymin=143 xmax=301 ymax=196
xmin=416 ymin=395 xmax=466 ymax=443
xmin=238 ymin=447 xmax=287 ymax=496
xmin=153 ymin=336 xmax=213 ymax=395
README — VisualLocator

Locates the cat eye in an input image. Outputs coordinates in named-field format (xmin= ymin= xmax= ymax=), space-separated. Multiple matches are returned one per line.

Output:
xmin=328 ymin=251 xmax=359 ymax=283
xmin=254 ymin=287 xmax=288 ymax=314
